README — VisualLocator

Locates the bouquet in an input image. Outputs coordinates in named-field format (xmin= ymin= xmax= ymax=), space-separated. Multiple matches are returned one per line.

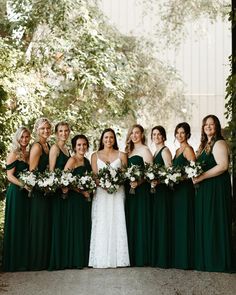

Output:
xmin=37 ymin=170 xmax=60 ymax=196
xmin=58 ymin=170 xmax=77 ymax=199
xmin=144 ymin=163 xmax=161 ymax=193
xmin=125 ymin=164 xmax=143 ymax=195
xmin=19 ymin=170 xmax=37 ymax=198
xmin=158 ymin=166 xmax=183 ymax=189
xmin=184 ymin=161 xmax=203 ymax=178
xmin=76 ymin=172 xmax=96 ymax=201
xmin=97 ymin=164 xmax=124 ymax=194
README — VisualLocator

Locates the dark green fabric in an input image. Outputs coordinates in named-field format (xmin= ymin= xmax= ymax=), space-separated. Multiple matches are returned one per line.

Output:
xmin=125 ymin=155 xmax=152 ymax=266
xmin=29 ymin=144 xmax=51 ymax=270
xmin=64 ymin=157 xmax=92 ymax=268
xmin=151 ymin=147 xmax=172 ymax=268
xmin=48 ymin=150 xmax=70 ymax=270
xmin=3 ymin=160 xmax=30 ymax=271
xmin=194 ymin=148 xmax=232 ymax=272
xmin=172 ymin=153 xmax=194 ymax=269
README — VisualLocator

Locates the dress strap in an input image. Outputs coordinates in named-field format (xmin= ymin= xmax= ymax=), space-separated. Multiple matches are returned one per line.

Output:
xmin=6 ymin=160 xmax=18 ymax=170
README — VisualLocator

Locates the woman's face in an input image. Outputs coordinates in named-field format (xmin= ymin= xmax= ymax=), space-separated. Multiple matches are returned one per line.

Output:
xmin=56 ymin=125 xmax=70 ymax=142
xmin=152 ymin=129 xmax=164 ymax=145
xmin=19 ymin=131 xmax=31 ymax=148
xmin=175 ymin=127 xmax=187 ymax=144
xmin=75 ymin=138 xmax=88 ymax=156
xmin=203 ymin=117 xmax=216 ymax=138
xmin=102 ymin=131 xmax=115 ymax=148
xmin=37 ymin=122 xmax=51 ymax=140
xmin=130 ymin=127 xmax=142 ymax=144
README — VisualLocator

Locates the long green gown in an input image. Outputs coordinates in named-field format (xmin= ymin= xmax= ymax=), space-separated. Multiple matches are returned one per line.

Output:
xmin=3 ymin=160 xmax=30 ymax=271
xmin=195 ymin=144 xmax=232 ymax=272
xmin=29 ymin=142 xmax=51 ymax=270
xmin=125 ymin=155 xmax=152 ymax=266
xmin=151 ymin=147 xmax=172 ymax=268
xmin=48 ymin=149 xmax=69 ymax=270
xmin=65 ymin=158 xmax=92 ymax=268
xmin=172 ymin=153 xmax=194 ymax=269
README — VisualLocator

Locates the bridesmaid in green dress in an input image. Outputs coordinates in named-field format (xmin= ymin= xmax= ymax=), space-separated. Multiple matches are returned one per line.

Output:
xmin=172 ymin=122 xmax=195 ymax=269
xmin=193 ymin=115 xmax=232 ymax=272
xmin=48 ymin=122 xmax=70 ymax=270
xmin=3 ymin=127 xmax=31 ymax=271
xmin=125 ymin=124 xmax=153 ymax=266
xmin=63 ymin=134 xmax=92 ymax=268
xmin=29 ymin=117 xmax=52 ymax=270
xmin=150 ymin=126 xmax=172 ymax=268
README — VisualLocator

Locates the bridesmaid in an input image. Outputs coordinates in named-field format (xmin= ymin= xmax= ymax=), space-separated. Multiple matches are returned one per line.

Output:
xmin=172 ymin=122 xmax=195 ymax=269
xmin=29 ymin=117 xmax=52 ymax=270
xmin=193 ymin=115 xmax=232 ymax=272
xmin=125 ymin=124 xmax=153 ymax=266
xmin=48 ymin=122 xmax=70 ymax=270
xmin=3 ymin=127 xmax=31 ymax=271
xmin=150 ymin=125 xmax=172 ymax=268
xmin=63 ymin=134 xmax=92 ymax=268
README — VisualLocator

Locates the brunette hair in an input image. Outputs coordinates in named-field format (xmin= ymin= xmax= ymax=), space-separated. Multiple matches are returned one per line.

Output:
xmin=197 ymin=114 xmax=224 ymax=156
xmin=71 ymin=134 xmax=89 ymax=152
xmin=125 ymin=124 xmax=146 ymax=154
xmin=174 ymin=122 xmax=191 ymax=139
xmin=54 ymin=121 xmax=70 ymax=134
xmin=151 ymin=125 xmax=167 ymax=141
xmin=98 ymin=128 xmax=118 ymax=151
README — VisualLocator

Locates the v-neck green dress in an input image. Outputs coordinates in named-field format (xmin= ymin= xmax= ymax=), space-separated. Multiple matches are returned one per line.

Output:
xmin=125 ymin=155 xmax=152 ymax=266
xmin=151 ymin=147 xmax=172 ymax=268
xmin=3 ymin=160 xmax=30 ymax=271
xmin=29 ymin=143 xmax=51 ymax=270
xmin=48 ymin=149 xmax=70 ymax=270
xmin=195 ymin=144 xmax=232 ymax=272
xmin=172 ymin=153 xmax=194 ymax=269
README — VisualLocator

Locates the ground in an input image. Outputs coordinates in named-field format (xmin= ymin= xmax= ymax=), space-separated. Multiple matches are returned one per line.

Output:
xmin=0 ymin=267 xmax=236 ymax=295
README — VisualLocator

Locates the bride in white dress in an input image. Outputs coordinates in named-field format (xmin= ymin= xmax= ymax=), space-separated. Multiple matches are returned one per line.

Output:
xmin=89 ymin=128 xmax=130 ymax=268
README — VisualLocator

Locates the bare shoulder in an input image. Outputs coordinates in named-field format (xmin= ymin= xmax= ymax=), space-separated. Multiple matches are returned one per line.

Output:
xmin=119 ymin=151 xmax=127 ymax=158
xmin=49 ymin=144 xmax=60 ymax=154
xmin=31 ymin=142 xmax=42 ymax=153
xmin=91 ymin=151 xmax=98 ymax=160
xmin=66 ymin=156 xmax=76 ymax=169
xmin=7 ymin=151 xmax=18 ymax=165
xmin=162 ymin=146 xmax=172 ymax=157
xmin=213 ymin=140 xmax=229 ymax=153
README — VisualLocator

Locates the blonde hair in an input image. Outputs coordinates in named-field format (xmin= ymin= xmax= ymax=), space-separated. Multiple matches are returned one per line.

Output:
xmin=125 ymin=124 xmax=146 ymax=154
xmin=11 ymin=126 xmax=31 ymax=159
xmin=34 ymin=117 xmax=52 ymax=135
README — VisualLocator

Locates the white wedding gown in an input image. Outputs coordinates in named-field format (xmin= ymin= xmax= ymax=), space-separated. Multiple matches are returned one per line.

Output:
xmin=89 ymin=156 xmax=130 ymax=268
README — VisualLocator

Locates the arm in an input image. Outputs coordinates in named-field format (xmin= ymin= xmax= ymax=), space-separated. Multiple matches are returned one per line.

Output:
xmin=162 ymin=147 xmax=172 ymax=167
xmin=29 ymin=143 xmax=42 ymax=171
xmin=49 ymin=144 xmax=60 ymax=171
xmin=143 ymin=147 xmax=153 ymax=164
xmin=193 ymin=140 xmax=229 ymax=184
xmin=62 ymin=157 xmax=75 ymax=194
xmin=6 ymin=152 xmax=23 ymax=187
xmin=91 ymin=152 xmax=98 ymax=174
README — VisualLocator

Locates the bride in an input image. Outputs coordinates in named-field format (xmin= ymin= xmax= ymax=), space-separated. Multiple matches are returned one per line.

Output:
xmin=89 ymin=128 xmax=130 ymax=268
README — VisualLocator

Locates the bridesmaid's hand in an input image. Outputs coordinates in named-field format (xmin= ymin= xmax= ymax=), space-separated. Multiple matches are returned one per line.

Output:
xmin=192 ymin=175 xmax=203 ymax=184
xmin=62 ymin=187 xmax=69 ymax=194
xmin=151 ymin=180 xmax=160 ymax=188
xmin=82 ymin=191 xmax=90 ymax=199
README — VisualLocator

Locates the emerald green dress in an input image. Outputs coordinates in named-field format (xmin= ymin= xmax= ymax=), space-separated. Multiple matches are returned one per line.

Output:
xmin=172 ymin=153 xmax=194 ymax=269
xmin=48 ymin=150 xmax=69 ymax=270
xmin=65 ymin=158 xmax=92 ymax=268
xmin=151 ymin=147 xmax=172 ymax=268
xmin=195 ymin=144 xmax=232 ymax=272
xmin=125 ymin=155 xmax=152 ymax=266
xmin=29 ymin=143 xmax=51 ymax=270
xmin=3 ymin=160 xmax=30 ymax=271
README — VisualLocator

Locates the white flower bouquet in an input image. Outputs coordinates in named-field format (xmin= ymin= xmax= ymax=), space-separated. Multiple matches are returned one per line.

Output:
xmin=37 ymin=170 xmax=60 ymax=196
xmin=58 ymin=170 xmax=77 ymax=199
xmin=144 ymin=163 xmax=161 ymax=193
xmin=76 ymin=172 xmax=96 ymax=201
xmin=19 ymin=170 xmax=37 ymax=197
xmin=125 ymin=164 xmax=143 ymax=195
xmin=158 ymin=166 xmax=183 ymax=189
xmin=97 ymin=164 xmax=124 ymax=194
xmin=184 ymin=160 xmax=203 ymax=178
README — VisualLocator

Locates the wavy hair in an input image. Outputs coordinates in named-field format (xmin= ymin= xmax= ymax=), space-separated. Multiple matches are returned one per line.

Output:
xmin=125 ymin=124 xmax=145 ymax=154
xmin=33 ymin=117 xmax=52 ymax=137
xmin=197 ymin=114 xmax=224 ymax=156
xmin=71 ymin=134 xmax=89 ymax=152
xmin=11 ymin=126 xmax=31 ymax=159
